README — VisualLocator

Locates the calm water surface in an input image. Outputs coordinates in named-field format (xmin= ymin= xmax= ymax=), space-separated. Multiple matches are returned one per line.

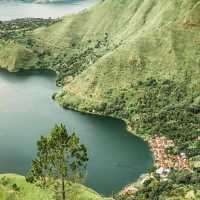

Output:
xmin=0 ymin=0 xmax=99 ymax=20
xmin=0 ymin=70 xmax=153 ymax=195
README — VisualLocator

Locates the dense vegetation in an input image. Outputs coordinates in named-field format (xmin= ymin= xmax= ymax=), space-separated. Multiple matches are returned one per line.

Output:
xmin=127 ymin=77 xmax=200 ymax=159
xmin=115 ymin=169 xmax=200 ymax=200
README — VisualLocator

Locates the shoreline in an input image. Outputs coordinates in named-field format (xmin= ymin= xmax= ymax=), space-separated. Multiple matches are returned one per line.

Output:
xmin=56 ymin=98 xmax=192 ymax=171
xmin=0 ymin=67 xmax=153 ymax=198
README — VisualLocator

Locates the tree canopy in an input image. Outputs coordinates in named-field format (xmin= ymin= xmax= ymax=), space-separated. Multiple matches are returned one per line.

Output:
xmin=26 ymin=124 xmax=89 ymax=200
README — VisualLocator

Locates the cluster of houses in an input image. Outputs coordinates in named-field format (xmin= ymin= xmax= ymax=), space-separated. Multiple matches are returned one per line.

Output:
xmin=116 ymin=135 xmax=196 ymax=199
xmin=120 ymin=185 xmax=138 ymax=196
xmin=150 ymin=136 xmax=190 ymax=175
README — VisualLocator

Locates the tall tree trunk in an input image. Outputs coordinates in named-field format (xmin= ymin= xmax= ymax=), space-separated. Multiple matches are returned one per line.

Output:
xmin=62 ymin=176 xmax=66 ymax=200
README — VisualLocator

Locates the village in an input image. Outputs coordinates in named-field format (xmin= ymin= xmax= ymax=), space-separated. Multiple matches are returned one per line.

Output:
xmin=118 ymin=136 xmax=192 ymax=198
xmin=149 ymin=136 xmax=191 ymax=173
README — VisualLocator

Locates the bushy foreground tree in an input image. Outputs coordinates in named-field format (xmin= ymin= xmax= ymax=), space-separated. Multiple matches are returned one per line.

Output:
xmin=26 ymin=124 xmax=88 ymax=200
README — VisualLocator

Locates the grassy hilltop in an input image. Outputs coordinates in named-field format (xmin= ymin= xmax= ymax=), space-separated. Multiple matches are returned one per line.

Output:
xmin=0 ymin=0 xmax=200 ymax=199
xmin=0 ymin=174 xmax=109 ymax=200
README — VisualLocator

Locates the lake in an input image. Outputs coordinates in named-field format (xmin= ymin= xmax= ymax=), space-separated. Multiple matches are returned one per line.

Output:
xmin=0 ymin=0 xmax=153 ymax=196
xmin=0 ymin=0 xmax=99 ymax=21
xmin=0 ymin=70 xmax=153 ymax=195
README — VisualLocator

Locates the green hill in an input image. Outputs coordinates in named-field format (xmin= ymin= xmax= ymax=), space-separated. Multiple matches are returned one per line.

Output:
xmin=52 ymin=0 xmax=200 ymax=108
xmin=0 ymin=174 xmax=109 ymax=200
xmin=9 ymin=0 xmax=199 ymax=111
xmin=0 ymin=0 xmax=200 ymax=199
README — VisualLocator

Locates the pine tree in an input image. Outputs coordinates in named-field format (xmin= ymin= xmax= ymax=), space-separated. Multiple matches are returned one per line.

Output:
xmin=26 ymin=124 xmax=88 ymax=200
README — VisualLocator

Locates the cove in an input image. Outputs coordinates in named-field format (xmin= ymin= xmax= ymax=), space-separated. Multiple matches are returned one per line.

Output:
xmin=0 ymin=70 xmax=153 ymax=195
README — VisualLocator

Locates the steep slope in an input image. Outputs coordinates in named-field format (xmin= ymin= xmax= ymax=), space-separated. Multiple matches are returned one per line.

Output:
xmin=0 ymin=41 xmax=38 ymax=72
xmin=50 ymin=0 xmax=200 ymax=109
